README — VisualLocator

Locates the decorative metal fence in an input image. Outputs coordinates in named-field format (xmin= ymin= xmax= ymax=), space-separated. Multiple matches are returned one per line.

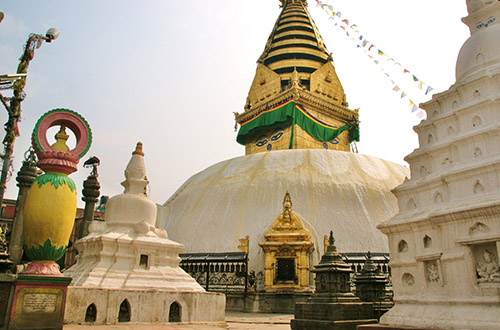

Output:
xmin=179 ymin=251 xmax=390 ymax=293
xmin=179 ymin=252 xmax=248 ymax=293
xmin=343 ymin=252 xmax=391 ymax=275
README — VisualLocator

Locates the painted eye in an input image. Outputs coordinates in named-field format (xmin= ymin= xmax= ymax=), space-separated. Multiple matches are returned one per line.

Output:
xmin=270 ymin=131 xmax=283 ymax=141
xmin=329 ymin=138 xmax=340 ymax=145
xmin=477 ymin=22 xmax=485 ymax=29
xmin=256 ymin=136 xmax=268 ymax=147
xmin=487 ymin=17 xmax=496 ymax=24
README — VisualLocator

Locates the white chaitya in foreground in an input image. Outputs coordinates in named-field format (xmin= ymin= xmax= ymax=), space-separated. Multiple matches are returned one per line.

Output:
xmin=379 ymin=1 xmax=500 ymax=329
xmin=158 ymin=148 xmax=409 ymax=275
xmin=64 ymin=143 xmax=225 ymax=325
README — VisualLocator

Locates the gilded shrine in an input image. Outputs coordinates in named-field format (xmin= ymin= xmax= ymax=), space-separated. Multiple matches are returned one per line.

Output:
xmin=259 ymin=192 xmax=313 ymax=292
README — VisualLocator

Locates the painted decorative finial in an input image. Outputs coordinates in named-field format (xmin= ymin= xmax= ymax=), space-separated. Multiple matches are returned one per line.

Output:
xmin=283 ymin=191 xmax=293 ymax=210
xmin=23 ymin=108 xmax=92 ymax=275
xmin=51 ymin=125 xmax=70 ymax=152
xmin=282 ymin=191 xmax=293 ymax=223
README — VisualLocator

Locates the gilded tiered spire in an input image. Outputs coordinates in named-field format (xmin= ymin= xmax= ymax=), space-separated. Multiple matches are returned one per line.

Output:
xmin=235 ymin=0 xmax=358 ymax=155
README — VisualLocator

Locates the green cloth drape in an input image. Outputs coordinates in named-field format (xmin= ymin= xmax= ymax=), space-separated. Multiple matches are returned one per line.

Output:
xmin=236 ymin=100 xmax=359 ymax=146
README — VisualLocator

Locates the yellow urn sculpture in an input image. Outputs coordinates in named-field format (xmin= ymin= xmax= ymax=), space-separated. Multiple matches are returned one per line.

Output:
xmin=22 ymin=109 xmax=92 ymax=275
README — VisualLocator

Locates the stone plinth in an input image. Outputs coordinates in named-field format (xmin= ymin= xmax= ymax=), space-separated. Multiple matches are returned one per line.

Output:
xmin=9 ymin=275 xmax=71 ymax=330
xmin=293 ymin=300 xmax=376 ymax=330
xmin=357 ymin=325 xmax=434 ymax=330
xmin=291 ymin=232 xmax=377 ymax=330
xmin=65 ymin=287 xmax=225 ymax=325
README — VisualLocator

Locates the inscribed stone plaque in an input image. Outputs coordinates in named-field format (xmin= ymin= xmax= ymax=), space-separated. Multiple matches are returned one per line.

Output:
xmin=22 ymin=293 xmax=57 ymax=313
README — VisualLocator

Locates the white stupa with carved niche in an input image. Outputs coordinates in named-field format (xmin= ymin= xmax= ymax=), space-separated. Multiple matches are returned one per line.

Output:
xmin=376 ymin=1 xmax=500 ymax=329
xmin=63 ymin=143 xmax=225 ymax=325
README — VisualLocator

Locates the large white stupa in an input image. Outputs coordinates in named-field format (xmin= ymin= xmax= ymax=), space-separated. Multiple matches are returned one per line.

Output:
xmin=64 ymin=143 xmax=225 ymax=325
xmin=157 ymin=0 xmax=409 ymax=288
xmin=158 ymin=149 xmax=408 ymax=276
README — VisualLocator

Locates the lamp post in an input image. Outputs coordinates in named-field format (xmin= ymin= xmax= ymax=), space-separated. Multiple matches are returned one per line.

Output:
xmin=0 ymin=28 xmax=59 ymax=208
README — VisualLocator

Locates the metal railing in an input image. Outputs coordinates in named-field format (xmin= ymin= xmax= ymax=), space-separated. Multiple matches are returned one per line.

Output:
xmin=179 ymin=252 xmax=248 ymax=293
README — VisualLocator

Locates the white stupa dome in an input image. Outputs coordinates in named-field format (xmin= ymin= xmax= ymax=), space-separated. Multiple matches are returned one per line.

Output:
xmin=157 ymin=149 xmax=408 ymax=273
xmin=456 ymin=2 xmax=500 ymax=82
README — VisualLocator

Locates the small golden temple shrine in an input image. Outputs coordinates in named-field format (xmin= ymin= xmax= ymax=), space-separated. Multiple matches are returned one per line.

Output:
xmin=259 ymin=192 xmax=313 ymax=292
xmin=235 ymin=0 xmax=359 ymax=155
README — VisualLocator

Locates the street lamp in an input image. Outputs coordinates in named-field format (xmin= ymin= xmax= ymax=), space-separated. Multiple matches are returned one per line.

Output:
xmin=0 ymin=28 xmax=59 ymax=207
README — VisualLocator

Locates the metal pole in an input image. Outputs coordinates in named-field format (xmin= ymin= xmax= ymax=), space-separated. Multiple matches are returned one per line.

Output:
xmin=0 ymin=31 xmax=58 ymax=209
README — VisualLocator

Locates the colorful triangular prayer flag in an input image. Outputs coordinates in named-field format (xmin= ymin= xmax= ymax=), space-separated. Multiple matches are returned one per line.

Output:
xmin=413 ymin=75 xmax=419 ymax=82
xmin=393 ymin=85 xmax=400 ymax=92
xmin=404 ymin=69 xmax=410 ymax=73
xmin=418 ymin=81 xmax=424 ymax=90
xmin=401 ymin=92 xmax=407 ymax=98
xmin=378 ymin=49 xmax=385 ymax=55
xmin=425 ymin=86 xmax=434 ymax=95
xmin=368 ymin=45 xmax=375 ymax=51
xmin=412 ymin=105 xmax=419 ymax=112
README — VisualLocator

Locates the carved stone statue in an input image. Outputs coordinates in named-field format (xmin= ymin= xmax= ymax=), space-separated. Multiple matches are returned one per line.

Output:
xmin=427 ymin=262 xmax=440 ymax=283
xmin=476 ymin=249 xmax=500 ymax=282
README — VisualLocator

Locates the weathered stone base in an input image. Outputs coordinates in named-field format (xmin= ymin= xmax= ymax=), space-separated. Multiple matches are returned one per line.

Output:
xmin=226 ymin=291 xmax=311 ymax=313
xmin=293 ymin=318 xmax=378 ymax=330
xmin=378 ymin=300 xmax=500 ymax=330
xmin=64 ymin=287 xmax=226 ymax=325
xmin=10 ymin=275 xmax=72 ymax=330
xmin=291 ymin=301 xmax=377 ymax=330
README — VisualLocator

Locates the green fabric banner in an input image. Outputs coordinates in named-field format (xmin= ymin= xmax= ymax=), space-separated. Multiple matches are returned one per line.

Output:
xmin=236 ymin=100 xmax=359 ymax=146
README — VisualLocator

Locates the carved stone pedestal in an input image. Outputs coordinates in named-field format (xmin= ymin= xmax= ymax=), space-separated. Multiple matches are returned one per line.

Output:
xmin=293 ymin=299 xmax=377 ymax=330
xmin=291 ymin=232 xmax=377 ymax=330
xmin=8 ymin=275 xmax=71 ymax=330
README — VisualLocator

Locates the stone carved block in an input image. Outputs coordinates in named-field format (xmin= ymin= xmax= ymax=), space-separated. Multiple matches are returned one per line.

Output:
xmin=424 ymin=260 xmax=441 ymax=285
xmin=472 ymin=243 xmax=500 ymax=283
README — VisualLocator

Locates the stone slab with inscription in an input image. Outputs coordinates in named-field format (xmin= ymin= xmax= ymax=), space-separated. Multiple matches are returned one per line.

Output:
xmin=9 ymin=275 xmax=71 ymax=330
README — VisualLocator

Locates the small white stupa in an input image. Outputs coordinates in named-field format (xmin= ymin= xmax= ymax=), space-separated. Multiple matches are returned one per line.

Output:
xmin=64 ymin=142 xmax=225 ymax=325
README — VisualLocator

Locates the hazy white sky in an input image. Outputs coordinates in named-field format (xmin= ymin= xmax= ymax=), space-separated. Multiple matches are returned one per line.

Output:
xmin=0 ymin=1 xmax=469 ymax=206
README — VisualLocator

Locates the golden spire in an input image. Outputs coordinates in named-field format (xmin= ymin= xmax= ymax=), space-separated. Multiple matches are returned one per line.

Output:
xmin=235 ymin=0 xmax=358 ymax=155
